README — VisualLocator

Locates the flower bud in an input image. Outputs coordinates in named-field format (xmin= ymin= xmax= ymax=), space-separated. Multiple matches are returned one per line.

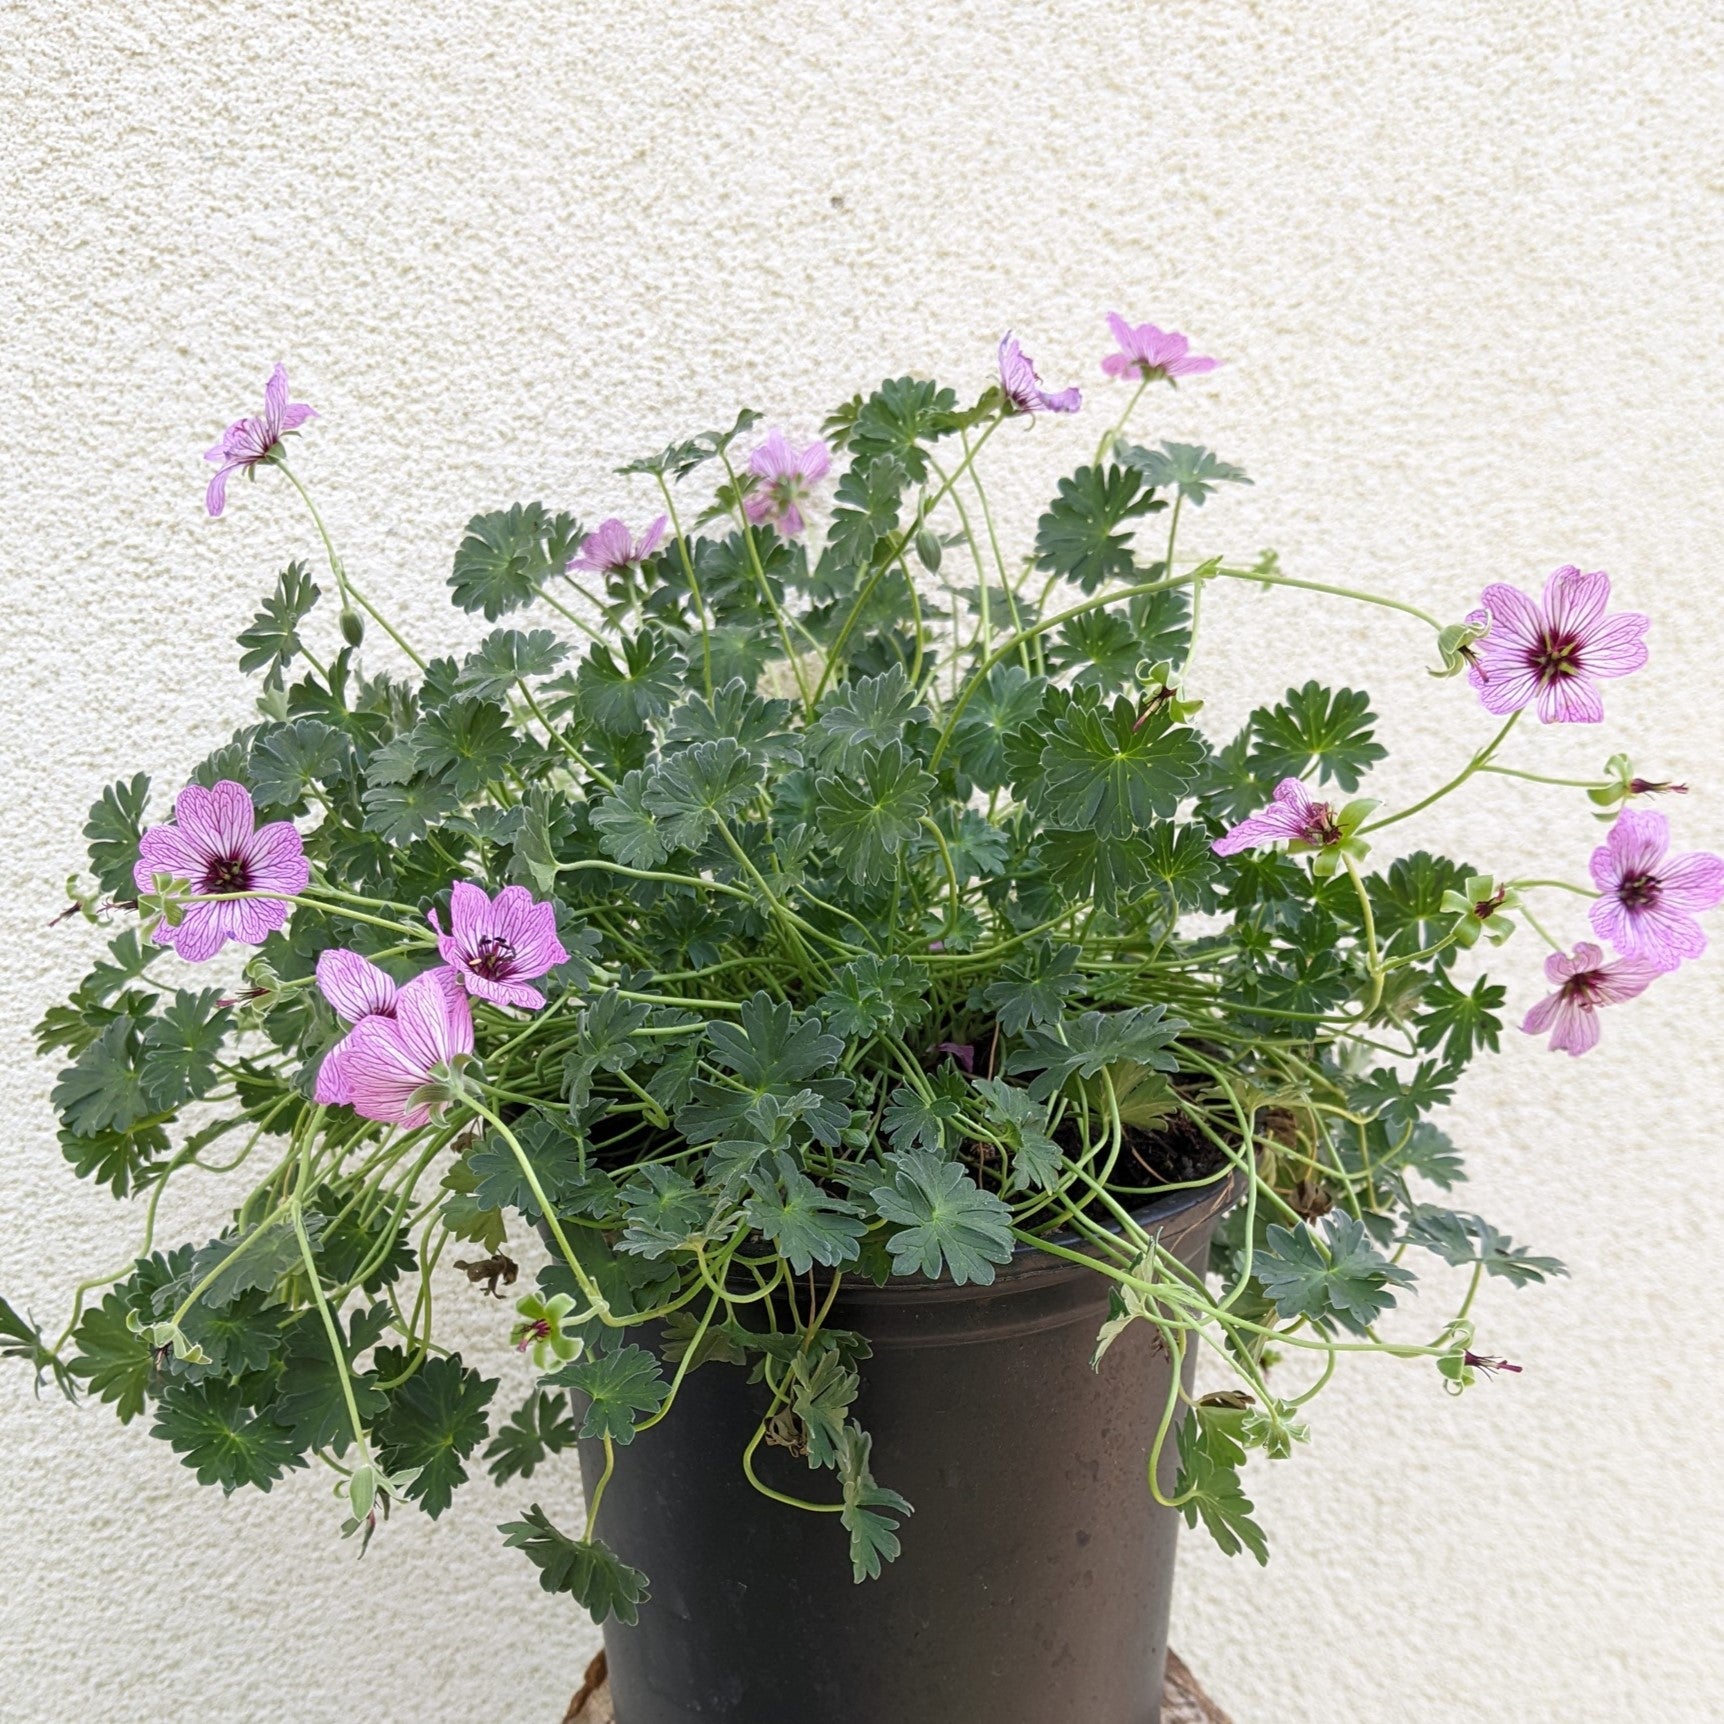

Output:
xmin=914 ymin=528 xmax=942 ymax=573
xmin=340 ymin=607 xmax=365 ymax=647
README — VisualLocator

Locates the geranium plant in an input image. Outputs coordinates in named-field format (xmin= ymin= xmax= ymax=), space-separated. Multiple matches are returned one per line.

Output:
xmin=6 ymin=324 xmax=1716 ymax=1624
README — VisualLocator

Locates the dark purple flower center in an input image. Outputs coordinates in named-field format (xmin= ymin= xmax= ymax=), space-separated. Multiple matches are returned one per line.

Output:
xmin=1531 ymin=628 xmax=1585 ymax=685
xmin=1472 ymin=889 xmax=1508 ymax=921
xmin=1299 ymin=806 xmax=1343 ymax=847
xmin=199 ymin=852 xmax=253 ymax=895
xmin=516 ymin=1318 xmax=550 ymax=1353
xmin=1616 ymin=871 xmax=1661 ymax=912
xmin=1559 ymin=970 xmax=1606 ymax=1007
xmin=469 ymin=934 xmax=518 ymax=980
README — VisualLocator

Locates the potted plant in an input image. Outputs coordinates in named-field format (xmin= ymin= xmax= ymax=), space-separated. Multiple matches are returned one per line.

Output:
xmin=6 ymin=321 xmax=1714 ymax=1724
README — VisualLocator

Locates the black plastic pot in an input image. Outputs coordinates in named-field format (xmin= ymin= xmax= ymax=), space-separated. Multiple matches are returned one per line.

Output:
xmin=575 ymin=1175 xmax=1236 ymax=1724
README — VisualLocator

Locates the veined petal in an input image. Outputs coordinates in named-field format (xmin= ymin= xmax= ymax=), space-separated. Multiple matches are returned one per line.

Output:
xmin=313 ymin=1035 xmax=357 ymax=1105
xmin=1544 ymin=994 xmax=1601 ymax=1056
xmin=1475 ymin=583 xmax=1543 ymax=652
xmin=1658 ymin=849 xmax=1724 ymax=912
xmin=1591 ymin=958 xmax=1661 ymax=1004
xmin=134 ymin=823 xmax=206 ymax=892
xmin=316 ymin=948 xmax=399 ymax=1023
xmin=1580 ymin=611 xmax=1650 ymax=680
xmin=175 ymin=780 xmax=256 ymax=858
xmin=244 ymin=820 xmax=310 ymax=895
xmin=393 ymin=969 xmax=474 ymax=1069
xmin=1541 ymin=566 xmax=1610 ymax=640
xmin=262 ymin=364 xmax=289 ymax=439
xmin=342 ymin=1017 xmax=433 ymax=1127
xmin=1534 ymin=674 xmax=1604 ymax=725
xmin=446 ymin=879 xmax=497 ymax=947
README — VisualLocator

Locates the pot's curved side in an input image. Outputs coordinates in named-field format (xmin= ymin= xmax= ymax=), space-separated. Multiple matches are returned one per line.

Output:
xmin=579 ymin=1176 xmax=1237 ymax=1724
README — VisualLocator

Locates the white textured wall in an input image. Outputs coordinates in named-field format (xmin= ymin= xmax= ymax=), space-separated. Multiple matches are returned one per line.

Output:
xmin=3 ymin=3 xmax=1721 ymax=1720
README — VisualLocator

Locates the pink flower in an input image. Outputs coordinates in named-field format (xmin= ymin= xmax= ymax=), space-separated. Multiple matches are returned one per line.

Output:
xmin=1101 ymin=314 xmax=1219 ymax=383
xmin=1466 ymin=568 xmax=1648 ymax=725
xmin=569 ymin=515 xmax=668 ymax=576
xmin=1587 ymin=809 xmax=1724 ymax=973
xmin=744 ymin=431 xmax=831 ymax=536
xmin=1211 ymin=778 xmax=1342 ymax=856
xmin=1521 ymin=942 xmax=1660 ymax=1056
xmin=133 ymin=780 xmax=309 ymax=962
xmin=430 ymin=881 xmax=569 ymax=1009
xmin=204 ymin=363 xmax=316 ymax=517
xmin=340 ymin=970 xmax=476 ymax=1128
xmin=312 ymin=950 xmax=464 ymax=1105
xmin=997 ymin=333 xmax=1082 ymax=415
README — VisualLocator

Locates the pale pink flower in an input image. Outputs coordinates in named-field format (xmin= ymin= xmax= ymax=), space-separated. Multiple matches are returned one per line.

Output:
xmin=430 ymin=881 xmax=569 ymax=1009
xmin=744 ymin=431 xmax=831 ymax=536
xmin=313 ymin=950 xmax=464 ymax=1105
xmin=204 ymin=363 xmax=316 ymax=517
xmin=1466 ymin=567 xmax=1648 ymax=725
xmin=1587 ymin=809 xmax=1724 ymax=973
xmin=997 ymin=333 xmax=1082 ymax=415
xmin=1211 ymin=778 xmax=1341 ymax=857
xmin=340 ymin=970 xmax=476 ymax=1128
xmin=133 ymin=780 xmax=309 ymax=962
xmin=569 ymin=515 xmax=668 ymax=576
xmin=1101 ymin=314 xmax=1219 ymax=383
xmin=1520 ymin=941 xmax=1660 ymax=1056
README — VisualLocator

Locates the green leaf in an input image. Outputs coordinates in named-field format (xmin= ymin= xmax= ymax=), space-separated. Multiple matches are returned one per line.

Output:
xmin=85 ymin=773 xmax=150 ymax=896
xmin=811 ymin=666 xmax=929 ymax=773
xmin=1174 ymin=1414 xmax=1268 ymax=1563
xmin=616 ymin=1163 xmax=712 ymax=1259
xmin=1045 ymin=608 xmax=1145 ymax=694
xmin=1414 ymin=973 xmax=1506 ymax=1064
xmin=575 ymin=630 xmax=685 ymax=730
xmin=677 ymin=993 xmax=853 ymax=1150
xmin=982 ymin=942 xmax=1082 ymax=1035
xmin=1115 ymin=440 xmax=1251 ymax=507
xmin=67 ymin=1288 xmax=155 ymax=1422
xmin=828 ymin=455 xmax=905 ymax=567
xmin=237 ymin=562 xmax=321 ymax=687
xmin=1249 ymin=682 xmax=1386 ymax=792
xmin=270 ymin=1304 xmax=389 ymax=1455
xmin=838 ymin=1423 xmax=912 ymax=1582
xmin=153 ymin=1380 xmax=307 ymax=1493
xmin=449 ymin=503 xmax=581 ymax=620
xmin=591 ymin=769 xmax=670 ymax=870
xmin=374 ymin=1352 xmax=497 ymax=1517
xmin=183 ymin=1212 xmax=320 ymax=1308
xmin=1403 ymin=1207 xmax=1566 ymax=1286
xmin=1037 ymin=696 xmax=1205 ymax=837
xmin=248 ymin=718 xmax=348 ymax=811
xmin=880 ymin=1065 xmax=968 ymax=1153
xmin=361 ymin=772 xmax=460 ymax=844
xmin=139 ymin=990 xmax=231 ymax=1109
xmin=414 ymin=699 xmax=522 ymax=797
xmin=951 ymin=663 xmax=1046 ymax=791
xmin=179 ymin=1287 xmax=283 ymax=1379
xmin=499 ymin=1505 xmax=650 ymax=1625
xmin=80 ymin=929 xmax=162 ymax=1004
xmin=1034 ymin=827 xmax=1151 ymax=912
xmin=484 ymin=1389 xmax=581 ymax=1484
xmin=457 ymin=628 xmax=569 ymax=701
xmin=869 ymin=1149 xmax=1015 ymax=1286
xmin=846 ymin=376 xmax=959 ymax=483
xmin=619 ymin=408 xmax=760 ymax=479
xmin=59 ymin=1120 xmax=170 ymax=1197
xmin=970 ymin=1077 xmax=1061 ymax=1192
xmin=815 ymin=955 xmax=930 ymax=1039
xmin=1371 ymin=1119 xmax=1465 ymax=1190
xmin=1348 ymin=1060 xmax=1455 ymax=1139
xmin=667 ymin=678 xmax=801 ymax=766
xmin=1033 ymin=463 xmax=1155 ymax=593
xmin=745 ymin=1154 xmax=865 ymax=1273
xmin=546 ymin=1344 xmax=668 ymax=1445
xmin=1139 ymin=821 xmax=1220 ymax=912
xmin=815 ymin=743 xmax=935 ymax=885
xmin=53 ymin=1018 xmax=149 ymax=1136
xmin=1256 ymin=1213 xmax=1417 ymax=1336
xmin=0 ymin=1296 xmax=73 ymax=1398
xmin=786 ymin=1343 xmax=859 ymax=1469
xmin=1005 ymin=1005 xmax=1183 ymax=1103
xmin=1127 ymin=586 xmax=1193 ymax=667
xmin=644 ymin=738 xmax=764 ymax=850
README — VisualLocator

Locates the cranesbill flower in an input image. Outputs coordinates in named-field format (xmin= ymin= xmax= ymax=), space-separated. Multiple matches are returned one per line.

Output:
xmin=431 ymin=881 xmax=569 ymax=1009
xmin=1211 ymin=778 xmax=1342 ymax=856
xmin=313 ymin=950 xmax=463 ymax=1106
xmin=1587 ymin=809 xmax=1724 ymax=972
xmin=1100 ymin=314 xmax=1219 ymax=383
xmin=744 ymin=431 xmax=831 ymax=536
xmin=1466 ymin=567 xmax=1648 ymax=725
xmin=340 ymin=970 xmax=476 ymax=1127
xmin=997 ymin=334 xmax=1082 ymax=415
xmin=1520 ymin=941 xmax=1660 ymax=1056
xmin=133 ymin=780 xmax=309 ymax=962
xmin=569 ymin=515 xmax=668 ymax=576
xmin=204 ymin=363 xmax=315 ymax=517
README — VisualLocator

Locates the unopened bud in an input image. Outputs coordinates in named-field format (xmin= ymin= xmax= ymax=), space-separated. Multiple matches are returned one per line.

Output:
xmin=914 ymin=528 xmax=942 ymax=573
xmin=340 ymin=607 xmax=365 ymax=647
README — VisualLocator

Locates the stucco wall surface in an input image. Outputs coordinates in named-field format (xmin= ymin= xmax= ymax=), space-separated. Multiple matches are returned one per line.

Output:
xmin=3 ymin=2 xmax=1721 ymax=1720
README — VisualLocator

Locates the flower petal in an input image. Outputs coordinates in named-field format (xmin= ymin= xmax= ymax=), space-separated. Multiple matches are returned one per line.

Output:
xmin=175 ymin=781 xmax=257 ymax=859
xmin=316 ymin=948 xmax=399 ymax=1023
xmin=1579 ymin=611 xmax=1650 ymax=680
xmin=134 ymin=823 xmax=207 ymax=892
xmin=1541 ymin=566 xmax=1609 ymax=640
xmin=243 ymin=819 xmax=310 ymax=895
xmin=446 ymin=879 xmax=496 ymax=946
xmin=1658 ymin=849 xmax=1724 ymax=912
xmin=1533 ymin=674 xmax=1604 ymax=725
